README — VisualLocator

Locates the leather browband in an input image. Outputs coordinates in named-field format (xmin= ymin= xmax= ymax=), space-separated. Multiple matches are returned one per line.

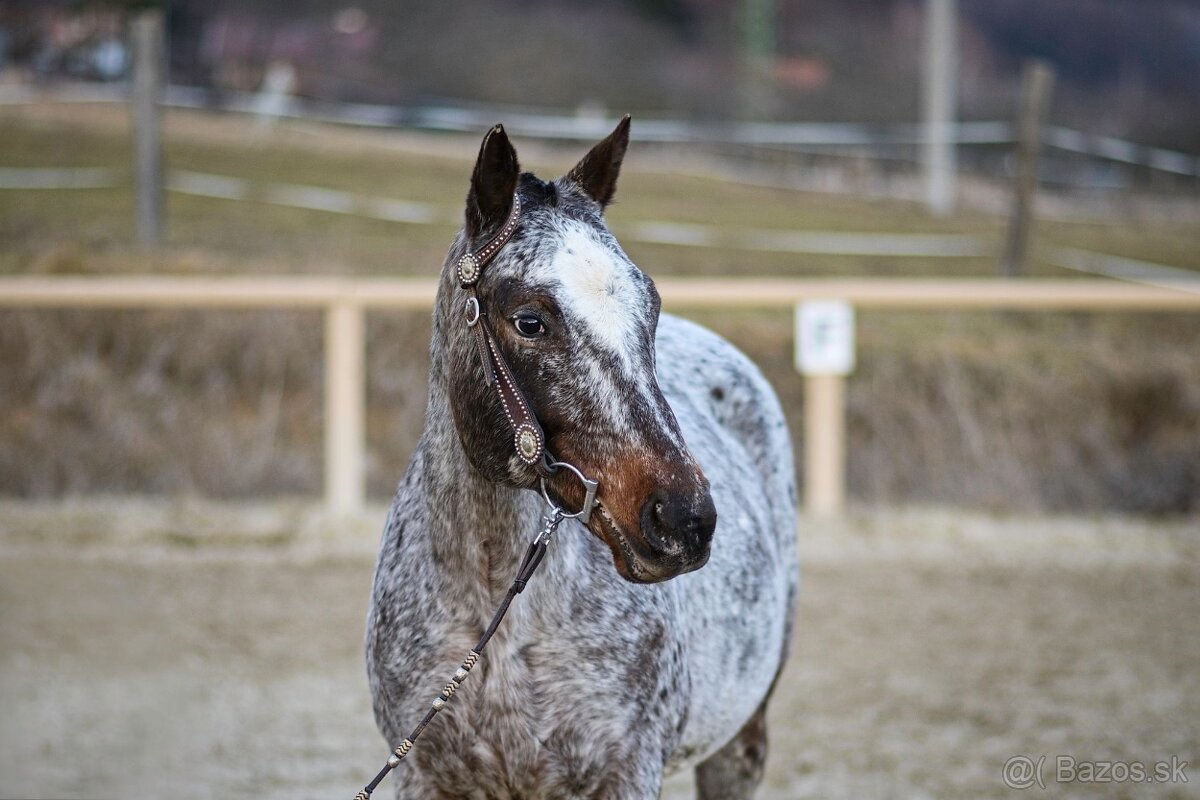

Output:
xmin=456 ymin=196 xmax=553 ymax=477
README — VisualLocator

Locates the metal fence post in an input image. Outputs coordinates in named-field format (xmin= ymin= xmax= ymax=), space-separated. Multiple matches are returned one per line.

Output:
xmin=325 ymin=302 xmax=365 ymax=514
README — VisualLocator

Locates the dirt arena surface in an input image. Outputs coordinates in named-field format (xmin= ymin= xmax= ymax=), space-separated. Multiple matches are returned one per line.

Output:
xmin=1 ymin=504 xmax=1197 ymax=799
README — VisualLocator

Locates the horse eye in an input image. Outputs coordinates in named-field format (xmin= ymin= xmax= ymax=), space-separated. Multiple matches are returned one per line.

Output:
xmin=512 ymin=314 xmax=547 ymax=338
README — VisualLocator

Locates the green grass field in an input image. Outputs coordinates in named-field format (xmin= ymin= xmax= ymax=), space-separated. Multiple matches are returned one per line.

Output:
xmin=1 ymin=103 xmax=1198 ymax=512
xmin=2 ymin=103 xmax=1196 ymax=279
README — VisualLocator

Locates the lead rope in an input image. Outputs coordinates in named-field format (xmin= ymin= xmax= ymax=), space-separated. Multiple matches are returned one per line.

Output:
xmin=352 ymin=507 xmax=565 ymax=800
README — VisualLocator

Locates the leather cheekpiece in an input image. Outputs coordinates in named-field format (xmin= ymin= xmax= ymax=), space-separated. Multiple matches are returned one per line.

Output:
xmin=457 ymin=196 xmax=553 ymax=477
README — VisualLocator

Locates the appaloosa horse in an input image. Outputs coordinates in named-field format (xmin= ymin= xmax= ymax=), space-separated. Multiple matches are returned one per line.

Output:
xmin=365 ymin=118 xmax=798 ymax=799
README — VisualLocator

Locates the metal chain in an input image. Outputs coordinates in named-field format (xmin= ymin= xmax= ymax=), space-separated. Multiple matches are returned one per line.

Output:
xmin=353 ymin=508 xmax=566 ymax=800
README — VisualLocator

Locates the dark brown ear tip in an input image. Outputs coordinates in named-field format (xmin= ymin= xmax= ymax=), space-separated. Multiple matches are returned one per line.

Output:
xmin=480 ymin=124 xmax=517 ymax=168
xmin=482 ymin=124 xmax=507 ymax=144
xmin=614 ymin=115 xmax=631 ymax=142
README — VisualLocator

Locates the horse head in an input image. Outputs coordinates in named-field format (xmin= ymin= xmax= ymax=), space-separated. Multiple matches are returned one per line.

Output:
xmin=439 ymin=119 xmax=716 ymax=583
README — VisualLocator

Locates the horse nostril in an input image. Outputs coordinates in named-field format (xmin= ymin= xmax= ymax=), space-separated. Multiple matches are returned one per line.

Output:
xmin=686 ymin=508 xmax=717 ymax=546
xmin=642 ymin=491 xmax=716 ymax=553
xmin=682 ymin=494 xmax=718 ymax=551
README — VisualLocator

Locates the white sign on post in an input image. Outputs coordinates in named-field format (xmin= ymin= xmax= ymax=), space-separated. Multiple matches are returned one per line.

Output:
xmin=795 ymin=301 xmax=856 ymax=375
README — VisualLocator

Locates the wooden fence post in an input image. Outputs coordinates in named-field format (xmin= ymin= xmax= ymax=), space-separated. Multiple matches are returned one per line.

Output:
xmin=130 ymin=6 xmax=165 ymax=246
xmin=1001 ymin=60 xmax=1055 ymax=277
xmin=804 ymin=373 xmax=847 ymax=516
xmin=739 ymin=0 xmax=777 ymax=119
xmin=325 ymin=302 xmax=365 ymax=514
xmin=796 ymin=301 xmax=855 ymax=516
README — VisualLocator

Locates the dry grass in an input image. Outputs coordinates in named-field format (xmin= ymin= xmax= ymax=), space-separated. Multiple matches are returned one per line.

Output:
xmin=1 ymin=104 xmax=1199 ymax=511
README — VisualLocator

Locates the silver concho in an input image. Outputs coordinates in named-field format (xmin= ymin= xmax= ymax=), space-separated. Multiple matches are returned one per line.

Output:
xmin=457 ymin=252 xmax=480 ymax=285
xmin=515 ymin=424 xmax=541 ymax=464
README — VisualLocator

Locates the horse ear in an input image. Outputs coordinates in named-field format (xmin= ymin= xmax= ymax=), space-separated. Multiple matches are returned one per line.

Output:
xmin=466 ymin=124 xmax=520 ymax=239
xmin=566 ymin=115 xmax=631 ymax=209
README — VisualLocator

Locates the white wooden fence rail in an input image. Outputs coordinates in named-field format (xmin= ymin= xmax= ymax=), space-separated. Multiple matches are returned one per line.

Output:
xmin=3 ymin=276 xmax=1199 ymax=515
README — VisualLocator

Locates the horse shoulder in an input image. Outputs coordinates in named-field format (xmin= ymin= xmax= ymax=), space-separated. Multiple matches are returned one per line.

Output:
xmin=654 ymin=313 xmax=795 ymax=505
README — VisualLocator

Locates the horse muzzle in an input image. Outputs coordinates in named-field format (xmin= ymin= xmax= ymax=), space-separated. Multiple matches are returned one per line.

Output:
xmin=593 ymin=487 xmax=716 ymax=584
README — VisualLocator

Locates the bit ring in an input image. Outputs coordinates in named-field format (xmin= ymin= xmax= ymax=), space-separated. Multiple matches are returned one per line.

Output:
xmin=539 ymin=460 xmax=599 ymax=521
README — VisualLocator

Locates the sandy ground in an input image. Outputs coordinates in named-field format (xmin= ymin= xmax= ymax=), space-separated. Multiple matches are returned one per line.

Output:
xmin=1 ymin=503 xmax=1198 ymax=800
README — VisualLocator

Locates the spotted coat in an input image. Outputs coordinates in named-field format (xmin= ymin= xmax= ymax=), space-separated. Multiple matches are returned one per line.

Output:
xmin=366 ymin=122 xmax=798 ymax=799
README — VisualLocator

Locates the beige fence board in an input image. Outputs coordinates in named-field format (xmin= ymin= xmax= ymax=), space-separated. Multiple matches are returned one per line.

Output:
xmin=3 ymin=275 xmax=1197 ymax=515
xmin=3 ymin=276 xmax=1198 ymax=310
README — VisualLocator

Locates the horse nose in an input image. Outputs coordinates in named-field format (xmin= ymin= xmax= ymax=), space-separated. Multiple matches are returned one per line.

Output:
xmin=641 ymin=489 xmax=717 ymax=556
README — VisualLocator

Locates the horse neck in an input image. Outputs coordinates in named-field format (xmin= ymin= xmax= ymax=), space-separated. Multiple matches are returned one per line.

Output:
xmin=415 ymin=289 xmax=543 ymax=599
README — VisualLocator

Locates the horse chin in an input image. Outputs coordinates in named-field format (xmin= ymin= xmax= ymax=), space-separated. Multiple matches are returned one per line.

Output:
xmin=591 ymin=502 xmax=707 ymax=584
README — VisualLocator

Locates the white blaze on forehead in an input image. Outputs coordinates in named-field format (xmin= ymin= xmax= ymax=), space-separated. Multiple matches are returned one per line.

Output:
xmin=546 ymin=222 xmax=644 ymax=368
xmin=532 ymin=219 xmax=685 ymax=449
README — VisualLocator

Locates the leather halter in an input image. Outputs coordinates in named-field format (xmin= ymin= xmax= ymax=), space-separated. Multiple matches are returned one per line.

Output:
xmin=456 ymin=195 xmax=554 ymax=478
xmin=350 ymin=192 xmax=602 ymax=800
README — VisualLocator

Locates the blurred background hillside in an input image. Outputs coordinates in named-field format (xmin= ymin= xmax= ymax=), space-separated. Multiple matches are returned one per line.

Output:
xmin=5 ymin=0 xmax=1199 ymax=150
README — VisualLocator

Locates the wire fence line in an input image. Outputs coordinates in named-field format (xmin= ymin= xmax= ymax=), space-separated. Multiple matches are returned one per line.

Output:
xmin=3 ymin=82 xmax=1198 ymax=179
xmin=1049 ymin=248 xmax=1200 ymax=293
xmin=0 ymin=166 xmax=995 ymax=258
xmin=6 ymin=164 xmax=1198 ymax=279
xmin=7 ymin=166 xmax=1200 ymax=279
xmin=0 ymin=166 xmax=123 ymax=189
